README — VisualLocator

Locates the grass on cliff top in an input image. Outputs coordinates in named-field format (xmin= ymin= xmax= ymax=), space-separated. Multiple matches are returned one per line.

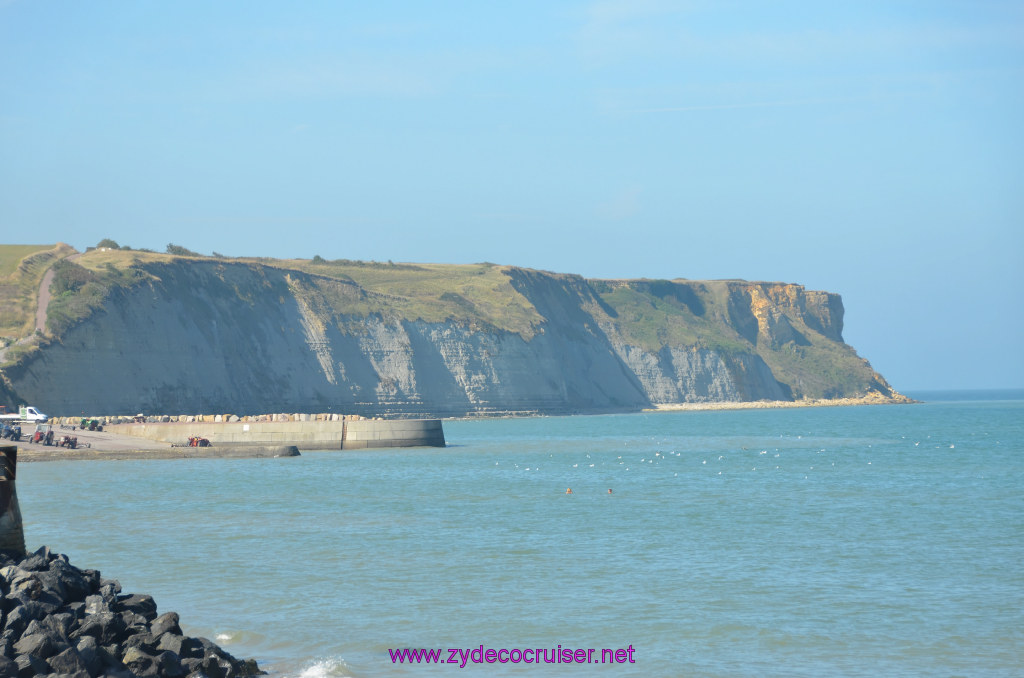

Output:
xmin=71 ymin=250 xmax=546 ymax=338
xmin=0 ymin=244 xmax=56 ymax=276
xmin=278 ymin=258 xmax=545 ymax=337
xmin=74 ymin=247 xmax=185 ymax=272
xmin=0 ymin=243 xmax=77 ymax=337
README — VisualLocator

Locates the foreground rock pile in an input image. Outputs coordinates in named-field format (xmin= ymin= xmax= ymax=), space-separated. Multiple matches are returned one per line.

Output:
xmin=0 ymin=546 xmax=262 ymax=677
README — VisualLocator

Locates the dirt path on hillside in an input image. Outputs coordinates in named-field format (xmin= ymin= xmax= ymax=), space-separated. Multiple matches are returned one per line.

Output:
xmin=0 ymin=250 xmax=79 ymax=365
xmin=34 ymin=252 xmax=81 ymax=332
xmin=34 ymin=268 xmax=57 ymax=332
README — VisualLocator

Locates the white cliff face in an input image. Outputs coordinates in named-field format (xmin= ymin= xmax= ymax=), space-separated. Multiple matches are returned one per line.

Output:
xmin=360 ymin=318 xmax=419 ymax=401
xmin=2 ymin=260 xmax=894 ymax=416
xmin=291 ymin=278 xmax=337 ymax=385
xmin=608 ymin=345 xmax=789 ymax=403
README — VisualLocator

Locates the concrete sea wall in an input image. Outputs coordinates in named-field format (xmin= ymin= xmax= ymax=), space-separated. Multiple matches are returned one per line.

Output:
xmin=103 ymin=418 xmax=446 ymax=450
xmin=341 ymin=419 xmax=446 ymax=449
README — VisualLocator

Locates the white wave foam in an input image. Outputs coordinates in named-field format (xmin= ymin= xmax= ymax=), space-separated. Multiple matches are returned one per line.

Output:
xmin=208 ymin=629 xmax=266 ymax=647
xmin=292 ymin=659 xmax=352 ymax=678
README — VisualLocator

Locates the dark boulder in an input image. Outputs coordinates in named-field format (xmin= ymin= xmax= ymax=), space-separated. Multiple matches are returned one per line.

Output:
xmin=0 ymin=630 xmax=15 ymax=659
xmin=72 ymin=636 xmax=100 ymax=677
xmin=97 ymin=580 xmax=121 ymax=599
xmin=19 ymin=618 xmax=69 ymax=647
xmin=13 ymin=627 xmax=67 ymax=659
xmin=13 ymin=652 xmax=48 ymax=677
xmin=43 ymin=560 xmax=93 ymax=604
xmin=119 ymin=610 xmax=150 ymax=636
xmin=45 ymin=646 xmax=89 ymax=675
xmin=116 ymin=594 xmax=157 ymax=621
xmin=17 ymin=548 xmax=50 ymax=573
xmin=38 ymin=612 xmax=74 ymax=640
xmin=155 ymin=650 xmax=186 ymax=678
xmin=98 ymin=642 xmax=125 ymax=672
xmin=150 ymin=611 xmax=181 ymax=638
xmin=78 ymin=571 xmax=100 ymax=594
xmin=193 ymin=637 xmax=223 ymax=656
xmin=198 ymin=651 xmax=229 ymax=678
xmin=121 ymin=645 xmax=158 ymax=676
xmin=69 ymin=611 xmax=127 ymax=646
xmin=63 ymin=602 xmax=84 ymax=621
xmin=7 ymin=574 xmax=41 ymax=601
xmin=2 ymin=606 xmax=30 ymax=639
xmin=6 ymin=591 xmax=61 ymax=618
xmin=181 ymin=656 xmax=204 ymax=674
xmin=25 ymin=601 xmax=55 ymax=624
xmin=82 ymin=595 xmax=109 ymax=616
xmin=121 ymin=631 xmax=158 ymax=655
xmin=156 ymin=633 xmax=201 ymax=658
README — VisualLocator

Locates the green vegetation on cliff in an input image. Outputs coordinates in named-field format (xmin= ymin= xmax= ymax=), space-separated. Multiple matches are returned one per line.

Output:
xmin=0 ymin=243 xmax=76 ymax=337
xmin=591 ymin=280 xmax=750 ymax=355
xmin=67 ymin=249 xmax=544 ymax=338
xmin=589 ymin=278 xmax=890 ymax=399
xmin=45 ymin=259 xmax=153 ymax=336
xmin=280 ymin=259 xmax=544 ymax=339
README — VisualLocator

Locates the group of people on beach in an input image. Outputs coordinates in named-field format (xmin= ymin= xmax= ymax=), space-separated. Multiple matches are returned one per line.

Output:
xmin=0 ymin=423 xmax=22 ymax=441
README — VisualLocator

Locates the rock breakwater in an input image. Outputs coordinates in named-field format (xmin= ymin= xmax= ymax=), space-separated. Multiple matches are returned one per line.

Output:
xmin=0 ymin=546 xmax=262 ymax=677
xmin=51 ymin=412 xmax=367 ymax=427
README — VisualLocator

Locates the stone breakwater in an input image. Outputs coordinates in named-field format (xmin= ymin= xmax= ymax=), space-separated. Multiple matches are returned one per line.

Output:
xmin=51 ymin=412 xmax=366 ymax=427
xmin=0 ymin=546 xmax=262 ymax=677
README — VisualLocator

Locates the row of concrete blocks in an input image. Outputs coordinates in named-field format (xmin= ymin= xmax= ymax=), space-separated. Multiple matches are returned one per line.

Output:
xmin=52 ymin=412 xmax=370 ymax=425
xmin=102 ymin=418 xmax=447 ymax=450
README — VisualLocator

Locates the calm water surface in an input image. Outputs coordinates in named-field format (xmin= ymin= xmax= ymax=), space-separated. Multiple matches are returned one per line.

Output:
xmin=17 ymin=398 xmax=1024 ymax=677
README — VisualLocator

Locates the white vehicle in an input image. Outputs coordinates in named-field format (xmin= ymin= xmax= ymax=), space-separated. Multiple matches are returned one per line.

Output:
xmin=0 ymin=405 xmax=48 ymax=423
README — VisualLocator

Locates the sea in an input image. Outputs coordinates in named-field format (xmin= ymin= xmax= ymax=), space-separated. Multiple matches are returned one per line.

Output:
xmin=16 ymin=390 xmax=1024 ymax=677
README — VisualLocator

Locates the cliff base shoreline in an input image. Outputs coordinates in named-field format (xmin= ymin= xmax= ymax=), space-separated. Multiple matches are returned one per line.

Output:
xmin=647 ymin=393 xmax=916 ymax=412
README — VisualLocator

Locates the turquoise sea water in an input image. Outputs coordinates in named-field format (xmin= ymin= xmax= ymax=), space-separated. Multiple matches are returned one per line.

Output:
xmin=17 ymin=396 xmax=1024 ymax=677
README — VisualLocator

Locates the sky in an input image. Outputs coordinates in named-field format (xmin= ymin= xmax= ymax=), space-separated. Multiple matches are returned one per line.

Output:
xmin=1 ymin=0 xmax=1022 ymax=391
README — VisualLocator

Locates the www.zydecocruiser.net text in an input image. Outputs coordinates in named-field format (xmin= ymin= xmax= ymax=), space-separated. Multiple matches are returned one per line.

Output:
xmin=389 ymin=645 xmax=637 ymax=667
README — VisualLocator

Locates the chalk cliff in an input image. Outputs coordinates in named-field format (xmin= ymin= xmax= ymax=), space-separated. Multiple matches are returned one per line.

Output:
xmin=0 ymin=254 xmax=903 ymax=417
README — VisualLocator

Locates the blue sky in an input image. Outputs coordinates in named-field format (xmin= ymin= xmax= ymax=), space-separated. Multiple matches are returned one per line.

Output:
xmin=2 ymin=1 xmax=1022 ymax=391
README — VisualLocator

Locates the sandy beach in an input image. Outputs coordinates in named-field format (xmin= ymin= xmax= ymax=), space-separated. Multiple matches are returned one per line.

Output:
xmin=646 ymin=394 xmax=915 ymax=412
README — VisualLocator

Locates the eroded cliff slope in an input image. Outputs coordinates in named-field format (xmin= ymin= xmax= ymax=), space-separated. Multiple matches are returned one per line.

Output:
xmin=0 ymin=251 xmax=903 ymax=416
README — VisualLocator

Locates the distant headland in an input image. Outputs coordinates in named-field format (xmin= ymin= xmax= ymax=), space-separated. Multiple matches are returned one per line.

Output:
xmin=0 ymin=242 xmax=908 ymax=418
